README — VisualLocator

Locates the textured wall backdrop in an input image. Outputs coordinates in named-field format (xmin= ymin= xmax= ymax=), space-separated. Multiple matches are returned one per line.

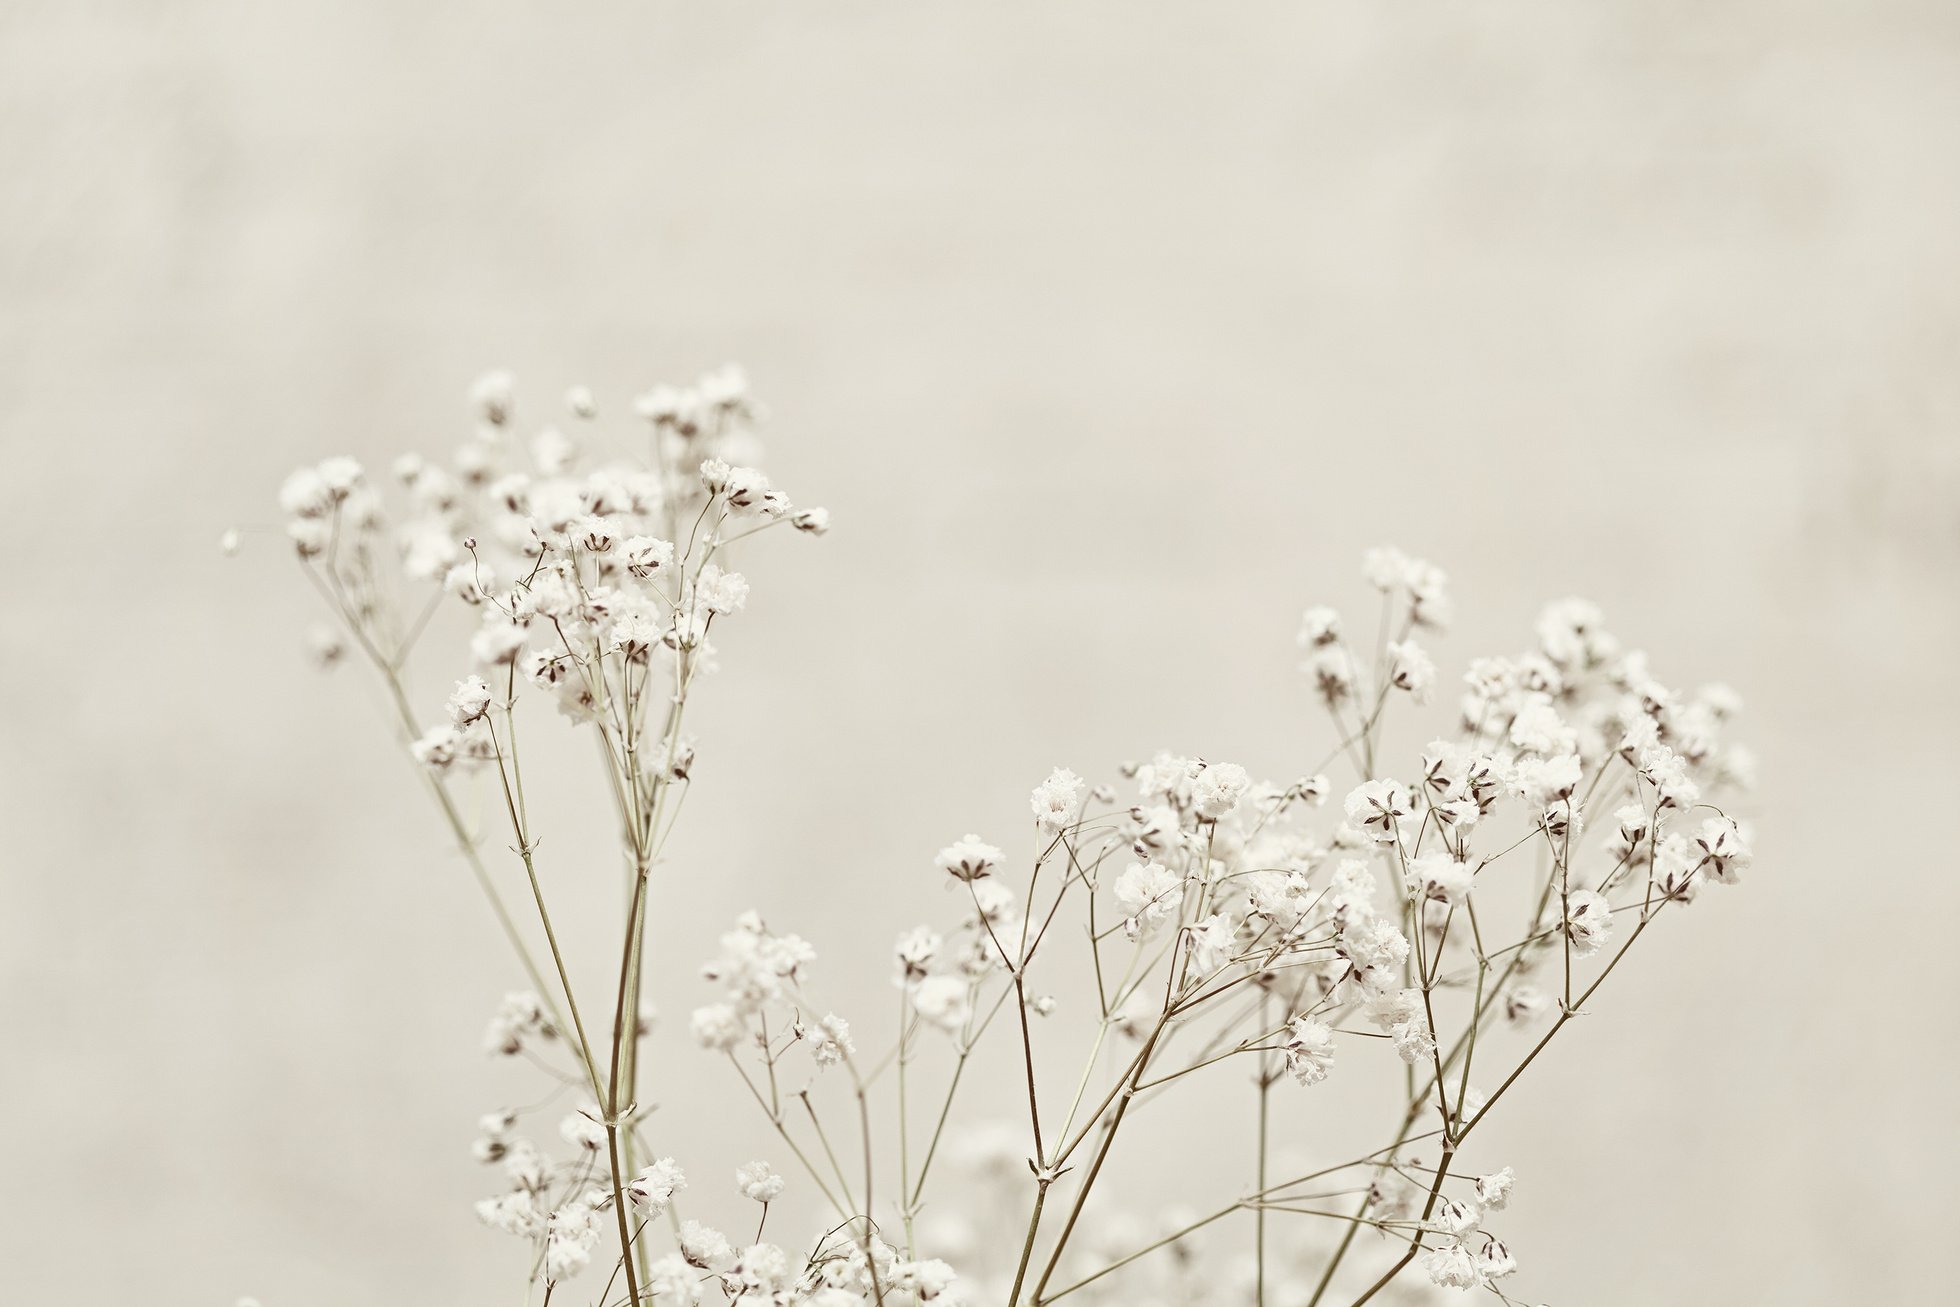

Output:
xmin=3 ymin=2 xmax=1956 ymax=1303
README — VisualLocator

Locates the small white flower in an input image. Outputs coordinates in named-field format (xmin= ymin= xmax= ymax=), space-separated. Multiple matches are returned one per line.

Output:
xmin=799 ymin=1012 xmax=854 ymax=1068
xmin=471 ymin=370 xmax=515 ymax=425
xmin=1410 ymin=853 xmax=1475 ymax=905
xmin=1391 ymin=1016 xmax=1436 ymax=1066
xmin=620 ymin=535 xmax=676 ymax=580
xmin=935 ymin=833 xmax=1003 ymax=882
xmin=1421 ymin=1239 xmax=1480 ymax=1290
xmin=910 ymin=975 xmax=971 ymax=1032
xmin=1504 ymin=986 xmax=1552 ymax=1025
xmin=1386 ymin=639 xmax=1436 ymax=703
xmin=1693 ymin=815 xmax=1751 ymax=885
xmin=628 ymin=1158 xmax=687 ymax=1215
xmin=278 ymin=466 xmax=333 ymax=518
xmin=1297 ymin=605 xmax=1341 ymax=647
xmin=558 ymin=1104 xmax=606 ymax=1153
xmin=691 ymin=1003 xmax=745 ymax=1052
xmin=1191 ymin=762 xmax=1251 ymax=820
xmin=895 ymin=926 xmax=942 ymax=982
xmin=1564 ymin=889 xmax=1614 ymax=956
xmin=1433 ymin=1195 xmax=1481 ymax=1235
xmin=679 ymin=1219 xmax=736 ymax=1271
xmin=1344 ymin=779 xmax=1413 ymax=844
xmin=1477 ymin=1238 xmax=1518 ymax=1280
xmin=734 ymin=1160 xmax=784 ymax=1203
xmin=893 ymin=1258 xmax=959 ymax=1300
xmin=544 ymin=1198 xmax=601 ymax=1279
xmin=447 ymin=675 xmax=494 ymax=727
xmin=1639 ymin=744 xmax=1701 ymax=810
xmin=1030 ymin=767 xmax=1086 ymax=831
xmin=693 ymin=564 xmax=749 ymax=614
xmin=1284 ymin=1016 xmax=1335 ymax=1086
xmin=1113 ymin=861 xmax=1184 ymax=939
xmin=1474 ymin=1167 xmax=1515 ymax=1210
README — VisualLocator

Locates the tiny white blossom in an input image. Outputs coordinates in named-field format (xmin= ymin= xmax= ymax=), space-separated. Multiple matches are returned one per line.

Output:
xmin=1031 ymin=767 xmax=1085 ymax=831
xmin=679 ymin=1219 xmax=736 ymax=1271
xmin=447 ymin=675 xmax=494 ymax=727
xmin=799 ymin=1012 xmax=854 ymax=1067
xmin=691 ymin=1003 xmax=744 ymax=1051
xmin=558 ymin=1104 xmax=606 ymax=1153
xmin=1564 ymin=888 xmax=1615 ymax=956
xmin=1421 ymin=1240 xmax=1480 ymax=1290
xmin=1284 ymin=1016 xmax=1335 ymax=1086
xmin=910 ymin=975 xmax=971 ymax=1032
xmin=620 ymin=535 xmax=676 ymax=580
xmin=1113 ymin=861 xmax=1184 ymax=939
xmin=1474 ymin=1167 xmax=1515 ymax=1210
xmin=1386 ymin=639 xmax=1436 ymax=703
xmin=1477 ymin=1238 xmax=1518 ymax=1280
xmin=734 ymin=1160 xmax=784 ymax=1203
xmin=628 ymin=1158 xmax=687 ymax=1215
xmin=935 ymin=833 xmax=1003 ymax=882
xmin=1345 ymin=779 xmax=1413 ymax=844
xmin=1191 ymin=762 xmax=1251 ymax=820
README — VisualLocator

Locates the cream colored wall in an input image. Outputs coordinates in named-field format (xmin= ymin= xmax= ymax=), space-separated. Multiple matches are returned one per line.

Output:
xmin=3 ymin=2 xmax=1956 ymax=1302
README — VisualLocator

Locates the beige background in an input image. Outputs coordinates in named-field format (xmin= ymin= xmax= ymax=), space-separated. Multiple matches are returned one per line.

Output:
xmin=4 ymin=2 xmax=1958 ymax=1303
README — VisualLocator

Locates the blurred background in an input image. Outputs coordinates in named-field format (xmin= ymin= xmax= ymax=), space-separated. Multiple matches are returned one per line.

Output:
xmin=3 ymin=1 xmax=1957 ymax=1302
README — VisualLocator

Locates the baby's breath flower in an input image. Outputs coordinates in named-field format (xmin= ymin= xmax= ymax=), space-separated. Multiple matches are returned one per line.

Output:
xmin=482 ymin=994 xmax=553 ymax=1057
xmin=909 ymin=975 xmax=970 ymax=1032
xmin=895 ymin=926 xmax=942 ymax=982
xmin=1639 ymin=743 xmax=1701 ymax=810
xmin=628 ymin=1158 xmax=687 ymax=1215
xmin=1339 ymin=913 xmax=1410 ymax=978
xmin=1386 ymin=638 xmax=1436 ymax=703
xmin=557 ymin=1103 xmax=606 ymax=1153
xmin=446 ymin=675 xmax=494 ymax=727
xmin=692 ymin=564 xmax=749 ymax=614
xmin=645 ymin=1255 xmax=700 ymax=1306
xmin=734 ymin=1160 xmax=783 ymax=1203
xmin=679 ymin=1220 xmax=736 ymax=1271
xmin=1391 ymin=1014 xmax=1437 ymax=1065
xmin=1303 ymin=643 xmax=1358 ymax=705
xmin=1345 ymin=779 xmax=1413 ymax=844
xmin=968 ymin=879 xmax=1018 ymax=929
xmin=1410 ymin=852 xmax=1476 ymax=905
xmin=797 ymin=1012 xmax=854 ymax=1068
xmin=691 ymin=1003 xmax=744 ymax=1052
xmin=544 ymin=1197 xmax=601 ymax=1279
xmin=1031 ymin=766 xmax=1086 ymax=831
xmin=1433 ymin=1195 xmax=1482 ymax=1236
xmin=1297 ymin=605 xmax=1341 ymax=647
xmin=1421 ymin=1239 xmax=1480 ymax=1290
xmin=1284 ymin=1016 xmax=1336 ymax=1086
xmin=1475 ymin=1167 xmax=1515 ymax=1210
xmin=935 ymin=833 xmax=1003 ymax=882
xmin=1693 ymin=815 xmax=1752 ymax=885
xmin=1191 ymin=761 xmax=1251 ymax=820
xmin=1504 ymin=985 xmax=1553 ymax=1025
xmin=1563 ymin=888 xmax=1615 ymax=956
xmin=892 ymin=1258 xmax=959 ymax=1300
xmin=1113 ymin=861 xmax=1184 ymax=939
xmin=470 ymin=370 xmax=515 ymax=425
xmin=307 ymin=625 xmax=345 ymax=668
xmin=1477 ymin=1238 xmax=1518 ymax=1280
xmin=619 ymin=534 xmax=675 ymax=579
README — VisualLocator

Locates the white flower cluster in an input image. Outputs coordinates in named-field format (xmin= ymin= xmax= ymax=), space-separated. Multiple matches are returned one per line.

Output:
xmin=285 ymin=368 xmax=1755 ymax=1307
